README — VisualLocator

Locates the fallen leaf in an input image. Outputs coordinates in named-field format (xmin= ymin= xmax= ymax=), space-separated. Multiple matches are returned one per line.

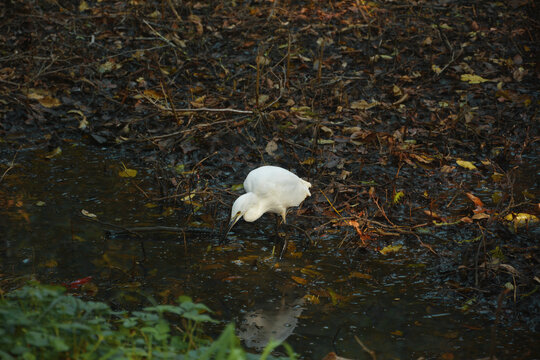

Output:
xmin=380 ymin=244 xmax=403 ymax=255
xmin=265 ymin=139 xmax=278 ymax=156
xmin=460 ymin=74 xmax=489 ymax=84
xmin=231 ymin=183 xmax=243 ymax=191
xmin=291 ymin=276 xmax=308 ymax=285
xmin=349 ymin=272 xmax=372 ymax=280
xmin=504 ymin=213 xmax=539 ymax=228
xmin=79 ymin=0 xmax=90 ymax=11
xmin=38 ymin=96 xmax=61 ymax=108
xmin=471 ymin=213 xmax=490 ymax=220
xmin=98 ymin=60 xmax=121 ymax=73
xmin=466 ymin=192 xmax=485 ymax=210
xmin=119 ymin=167 xmax=137 ymax=178
xmin=393 ymin=191 xmax=404 ymax=204
xmin=118 ymin=163 xmax=137 ymax=177
xmin=456 ymin=159 xmax=477 ymax=170
xmin=143 ymin=89 xmax=163 ymax=100
xmin=45 ymin=147 xmax=62 ymax=159
xmin=350 ymin=99 xmax=379 ymax=110
xmin=81 ymin=209 xmax=97 ymax=218
xmin=303 ymin=294 xmax=320 ymax=304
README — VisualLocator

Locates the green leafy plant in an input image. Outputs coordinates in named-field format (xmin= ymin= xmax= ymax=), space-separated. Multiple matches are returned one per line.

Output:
xmin=0 ymin=283 xmax=295 ymax=360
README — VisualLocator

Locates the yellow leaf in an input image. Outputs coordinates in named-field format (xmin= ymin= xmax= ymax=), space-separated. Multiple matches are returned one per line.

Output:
xmin=45 ymin=147 xmax=62 ymax=159
xmin=391 ymin=330 xmax=403 ymax=336
xmin=410 ymin=153 xmax=434 ymax=163
xmin=327 ymin=288 xmax=340 ymax=305
xmin=456 ymin=159 xmax=477 ymax=170
xmin=81 ymin=209 xmax=97 ymax=218
xmin=300 ymin=267 xmax=323 ymax=278
xmin=492 ymin=191 xmax=503 ymax=204
xmin=303 ymin=294 xmax=320 ymax=304
xmin=317 ymin=139 xmax=335 ymax=145
xmin=119 ymin=168 xmax=137 ymax=177
xmin=118 ymin=162 xmax=137 ymax=178
xmin=162 ymin=207 xmax=175 ymax=217
xmin=42 ymin=259 xmax=58 ymax=268
xmin=301 ymin=157 xmax=315 ymax=165
xmin=72 ymin=235 xmax=86 ymax=242
xmin=26 ymin=88 xmax=49 ymax=100
xmin=38 ymin=96 xmax=61 ymax=108
xmin=143 ymin=89 xmax=163 ymax=100
xmin=98 ymin=60 xmax=121 ymax=74
xmin=504 ymin=213 xmax=539 ymax=228
xmin=393 ymin=191 xmax=405 ymax=204
xmin=422 ymin=37 xmax=432 ymax=46
xmin=460 ymin=74 xmax=489 ymax=84
xmin=431 ymin=64 xmax=442 ymax=75
xmin=349 ymin=272 xmax=373 ymax=280
xmin=231 ymin=183 xmax=243 ymax=191
xmin=440 ymin=165 xmax=455 ymax=173
xmin=492 ymin=172 xmax=504 ymax=182
xmin=79 ymin=0 xmax=90 ymax=11
xmin=380 ymin=244 xmax=403 ymax=255
xmin=350 ymin=99 xmax=379 ymax=110
xmin=145 ymin=203 xmax=158 ymax=208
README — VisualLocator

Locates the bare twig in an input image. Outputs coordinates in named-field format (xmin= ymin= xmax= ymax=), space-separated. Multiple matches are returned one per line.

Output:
xmin=354 ymin=335 xmax=377 ymax=360
xmin=0 ymin=147 xmax=20 ymax=183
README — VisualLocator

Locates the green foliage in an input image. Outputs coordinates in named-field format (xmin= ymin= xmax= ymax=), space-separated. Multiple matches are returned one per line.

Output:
xmin=0 ymin=283 xmax=295 ymax=360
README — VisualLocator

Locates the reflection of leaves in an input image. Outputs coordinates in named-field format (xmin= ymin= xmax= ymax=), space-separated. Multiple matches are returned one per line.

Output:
xmin=349 ymin=272 xmax=372 ymax=280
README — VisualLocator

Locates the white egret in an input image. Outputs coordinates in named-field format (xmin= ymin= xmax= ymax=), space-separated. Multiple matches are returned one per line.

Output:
xmin=224 ymin=166 xmax=311 ymax=253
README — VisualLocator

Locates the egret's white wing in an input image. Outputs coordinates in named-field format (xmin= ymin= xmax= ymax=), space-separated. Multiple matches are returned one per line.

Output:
xmin=244 ymin=166 xmax=311 ymax=208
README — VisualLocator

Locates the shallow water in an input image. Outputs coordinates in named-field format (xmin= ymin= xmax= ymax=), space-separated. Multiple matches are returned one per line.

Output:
xmin=0 ymin=144 xmax=538 ymax=359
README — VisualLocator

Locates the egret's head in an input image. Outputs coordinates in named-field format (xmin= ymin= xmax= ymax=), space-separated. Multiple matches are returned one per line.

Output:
xmin=226 ymin=193 xmax=264 ymax=235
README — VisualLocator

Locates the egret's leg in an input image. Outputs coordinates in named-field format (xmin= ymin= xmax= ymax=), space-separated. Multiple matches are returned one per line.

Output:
xmin=274 ymin=214 xmax=281 ymax=238
xmin=273 ymin=214 xmax=288 ymax=258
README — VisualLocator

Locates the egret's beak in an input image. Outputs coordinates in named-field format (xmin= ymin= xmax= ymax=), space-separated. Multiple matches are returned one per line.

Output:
xmin=221 ymin=212 xmax=241 ymax=243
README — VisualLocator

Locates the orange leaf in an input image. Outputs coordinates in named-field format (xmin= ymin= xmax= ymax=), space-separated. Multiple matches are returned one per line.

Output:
xmin=466 ymin=192 xmax=484 ymax=209
xmin=349 ymin=272 xmax=372 ymax=280
xmin=291 ymin=276 xmax=308 ymax=285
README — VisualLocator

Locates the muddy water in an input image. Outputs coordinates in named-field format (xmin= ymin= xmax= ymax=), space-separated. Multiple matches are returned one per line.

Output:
xmin=0 ymin=145 xmax=537 ymax=359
